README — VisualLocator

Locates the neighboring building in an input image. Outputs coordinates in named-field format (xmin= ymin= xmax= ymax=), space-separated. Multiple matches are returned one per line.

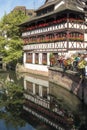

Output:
xmin=12 ymin=6 xmax=35 ymax=17
xmin=19 ymin=0 xmax=87 ymax=74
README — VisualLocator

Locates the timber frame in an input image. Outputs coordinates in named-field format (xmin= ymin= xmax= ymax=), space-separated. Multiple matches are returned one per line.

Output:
xmin=19 ymin=0 xmax=87 ymax=72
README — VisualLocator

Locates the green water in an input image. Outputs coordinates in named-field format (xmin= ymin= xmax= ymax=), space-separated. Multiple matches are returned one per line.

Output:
xmin=0 ymin=71 xmax=87 ymax=130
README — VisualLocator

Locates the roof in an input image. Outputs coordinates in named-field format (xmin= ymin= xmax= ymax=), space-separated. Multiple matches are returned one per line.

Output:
xmin=36 ymin=0 xmax=59 ymax=12
xmin=19 ymin=0 xmax=85 ymax=26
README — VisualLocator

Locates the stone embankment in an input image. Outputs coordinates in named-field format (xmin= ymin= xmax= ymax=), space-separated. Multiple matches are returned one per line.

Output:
xmin=16 ymin=64 xmax=87 ymax=103
xmin=49 ymin=67 xmax=80 ymax=91
xmin=49 ymin=66 xmax=87 ymax=104
xmin=16 ymin=64 xmax=87 ymax=92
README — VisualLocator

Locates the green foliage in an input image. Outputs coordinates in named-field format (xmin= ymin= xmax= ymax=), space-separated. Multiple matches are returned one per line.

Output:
xmin=0 ymin=10 xmax=28 ymax=63
xmin=3 ymin=38 xmax=23 ymax=63
xmin=0 ymin=36 xmax=7 ymax=54
xmin=49 ymin=52 xmax=55 ymax=59
xmin=0 ymin=78 xmax=26 ymax=129
xmin=0 ymin=10 xmax=28 ymax=38
xmin=0 ymin=81 xmax=24 ymax=109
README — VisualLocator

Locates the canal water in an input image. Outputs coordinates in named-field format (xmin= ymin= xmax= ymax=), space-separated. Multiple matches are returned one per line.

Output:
xmin=0 ymin=71 xmax=87 ymax=130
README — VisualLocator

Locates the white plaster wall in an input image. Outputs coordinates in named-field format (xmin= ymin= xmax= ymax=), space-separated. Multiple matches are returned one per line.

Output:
xmin=23 ymin=51 xmax=48 ymax=73
xmin=84 ymin=33 xmax=87 ymax=42
xmin=47 ymin=53 xmax=50 ymax=66
xmin=24 ymin=63 xmax=48 ymax=72
xmin=39 ymin=53 xmax=42 ymax=64
xmin=23 ymin=52 xmax=26 ymax=63
xmin=32 ymin=53 xmax=35 ymax=64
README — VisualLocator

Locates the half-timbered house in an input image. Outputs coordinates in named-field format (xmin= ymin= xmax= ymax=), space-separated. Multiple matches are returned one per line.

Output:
xmin=19 ymin=0 xmax=87 ymax=74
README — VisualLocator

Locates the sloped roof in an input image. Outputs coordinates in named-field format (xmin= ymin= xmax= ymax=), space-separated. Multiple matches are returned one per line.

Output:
xmin=36 ymin=0 xmax=59 ymax=12
xmin=19 ymin=0 xmax=85 ymax=26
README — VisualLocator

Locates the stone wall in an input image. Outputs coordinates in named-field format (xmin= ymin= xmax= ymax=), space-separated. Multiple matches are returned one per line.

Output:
xmin=16 ymin=64 xmax=87 ymax=103
xmin=49 ymin=67 xmax=82 ymax=92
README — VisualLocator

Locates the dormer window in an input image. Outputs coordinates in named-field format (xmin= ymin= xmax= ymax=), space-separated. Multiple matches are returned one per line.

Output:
xmin=37 ymin=5 xmax=54 ymax=16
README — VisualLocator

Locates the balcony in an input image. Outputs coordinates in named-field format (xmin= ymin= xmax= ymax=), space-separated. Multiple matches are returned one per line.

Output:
xmin=22 ymin=18 xmax=67 ymax=32
xmin=22 ymin=18 xmax=84 ymax=33
xmin=69 ymin=18 xmax=84 ymax=23
xmin=69 ymin=36 xmax=84 ymax=42
xmin=23 ymin=35 xmax=84 ymax=45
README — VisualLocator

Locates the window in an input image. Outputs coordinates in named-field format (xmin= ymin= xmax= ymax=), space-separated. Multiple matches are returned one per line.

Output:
xmin=26 ymin=81 xmax=33 ymax=93
xmin=42 ymin=53 xmax=47 ymax=65
xmin=35 ymin=53 xmax=39 ymax=64
xmin=26 ymin=53 xmax=32 ymax=63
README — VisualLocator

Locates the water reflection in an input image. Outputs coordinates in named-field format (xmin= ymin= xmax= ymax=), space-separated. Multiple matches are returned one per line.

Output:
xmin=0 ymin=71 xmax=87 ymax=130
xmin=23 ymin=74 xmax=87 ymax=130
xmin=0 ymin=72 xmax=26 ymax=130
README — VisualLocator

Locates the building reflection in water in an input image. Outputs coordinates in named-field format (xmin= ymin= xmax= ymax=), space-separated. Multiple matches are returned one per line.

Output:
xmin=23 ymin=74 xmax=83 ymax=130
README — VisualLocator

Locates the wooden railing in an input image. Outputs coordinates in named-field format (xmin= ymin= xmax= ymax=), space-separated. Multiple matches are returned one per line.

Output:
xmin=21 ymin=18 xmax=84 ymax=32
xmin=23 ymin=35 xmax=84 ymax=44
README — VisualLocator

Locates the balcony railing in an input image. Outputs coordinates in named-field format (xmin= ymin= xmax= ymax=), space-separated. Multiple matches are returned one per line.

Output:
xmin=23 ymin=36 xmax=84 ymax=44
xmin=69 ymin=18 xmax=84 ymax=23
xmin=22 ymin=18 xmax=84 ymax=32
xmin=22 ymin=18 xmax=67 ymax=32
